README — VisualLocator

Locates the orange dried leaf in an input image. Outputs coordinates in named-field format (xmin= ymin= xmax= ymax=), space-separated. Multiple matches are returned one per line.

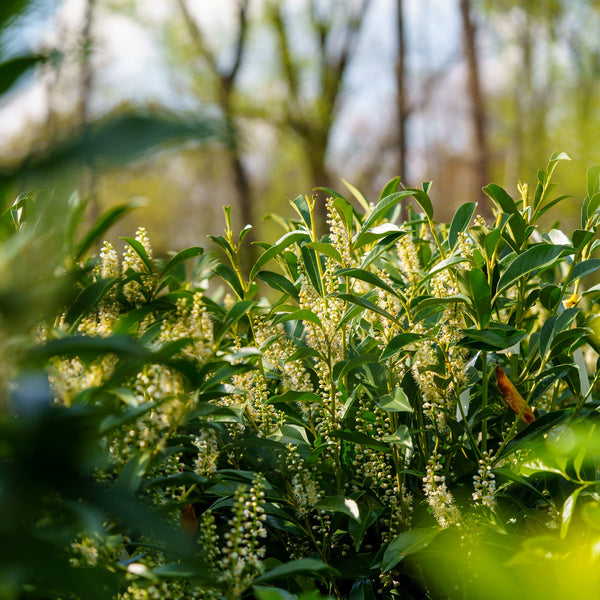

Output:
xmin=180 ymin=503 xmax=198 ymax=538
xmin=496 ymin=366 xmax=535 ymax=424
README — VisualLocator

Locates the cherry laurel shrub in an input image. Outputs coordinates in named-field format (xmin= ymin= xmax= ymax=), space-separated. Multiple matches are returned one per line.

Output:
xmin=8 ymin=153 xmax=600 ymax=600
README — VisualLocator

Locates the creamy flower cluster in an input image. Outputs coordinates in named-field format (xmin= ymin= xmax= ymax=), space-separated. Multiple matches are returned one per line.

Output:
xmin=422 ymin=454 xmax=461 ymax=528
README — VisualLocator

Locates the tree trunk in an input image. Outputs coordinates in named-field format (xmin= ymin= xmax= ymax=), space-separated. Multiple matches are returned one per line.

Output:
xmin=79 ymin=0 xmax=98 ymax=220
xmin=459 ymin=0 xmax=491 ymax=217
xmin=396 ymin=0 xmax=408 ymax=219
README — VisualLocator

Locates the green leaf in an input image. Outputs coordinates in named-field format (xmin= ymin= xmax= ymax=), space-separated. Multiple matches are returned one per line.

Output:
xmin=0 ymin=54 xmax=45 ymax=96
xmin=483 ymin=183 xmax=518 ymax=214
xmin=253 ymin=587 xmax=297 ymax=600
xmin=219 ymin=299 xmax=254 ymax=333
xmin=29 ymin=334 xmax=149 ymax=364
xmin=459 ymin=325 xmax=526 ymax=351
xmin=121 ymin=237 xmax=153 ymax=273
xmin=360 ymin=231 xmax=408 ymax=269
xmin=587 ymin=165 xmax=600 ymax=200
xmin=376 ymin=387 xmax=412 ymax=412
xmin=350 ymin=580 xmax=377 ymax=600
xmin=408 ymin=188 xmax=434 ymax=219
xmin=341 ymin=178 xmax=371 ymax=213
xmin=333 ymin=353 xmax=379 ymax=381
xmin=353 ymin=223 xmax=405 ymax=247
xmin=469 ymin=267 xmax=491 ymax=328
xmin=380 ymin=332 xmax=424 ymax=361
xmin=316 ymin=496 xmax=361 ymax=521
xmin=64 ymin=278 xmax=118 ymax=331
xmin=256 ymin=270 xmax=299 ymax=300
xmin=336 ymin=267 xmax=400 ymax=298
xmin=378 ymin=177 xmax=401 ymax=202
xmin=268 ymin=390 xmax=323 ymax=405
xmin=75 ymin=202 xmax=138 ymax=261
xmin=331 ymin=195 xmax=359 ymax=231
xmin=483 ymin=227 xmax=502 ymax=260
xmin=253 ymin=559 xmax=337 ymax=584
xmin=569 ymin=259 xmax=600 ymax=285
xmin=417 ymin=256 xmax=469 ymax=290
xmin=572 ymin=229 xmax=594 ymax=252
xmin=291 ymin=195 xmax=313 ymax=230
xmin=353 ymin=191 xmax=413 ymax=247
xmin=495 ymin=244 xmax=571 ymax=299
xmin=560 ymin=487 xmax=583 ymax=540
xmin=381 ymin=425 xmax=412 ymax=450
xmin=214 ymin=263 xmax=245 ymax=299
xmin=382 ymin=527 xmax=441 ymax=572
xmin=160 ymin=247 xmax=204 ymax=279
xmin=114 ymin=451 xmax=151 ymax=495
xmin=250 ymin=231 xmax=310 ymax=281
xmin=304 ymin=241 xmax=343 ymax=264
xmin=273 ymin=308 xmax=322 ymax=328
xmin=336 ymin=293 xmax=399 ymax=325
xmin=301 ymin=244 xmax=324 ymax=296
xmin=238 ymin=224 xmax=253 ymax=245
xmin=448 ymin=202 xmax=477 ymax=250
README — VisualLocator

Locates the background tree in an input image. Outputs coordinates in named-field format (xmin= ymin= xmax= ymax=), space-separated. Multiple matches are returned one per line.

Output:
xmin=459 ymin=0 xmax=491 ymax=216
xmin=267 ymin=0 xmax=372 ymax=226
xmin=177 ymin=0 xmax=253 ymax=240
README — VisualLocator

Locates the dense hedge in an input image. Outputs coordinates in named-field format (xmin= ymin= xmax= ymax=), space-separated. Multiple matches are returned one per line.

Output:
xmin=4 ymin=153 xmax=600 ymax=600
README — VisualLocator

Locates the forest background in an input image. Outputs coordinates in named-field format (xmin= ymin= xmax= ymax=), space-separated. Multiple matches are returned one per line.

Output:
xmin=1 ymin=0 xmax=600 ymax=252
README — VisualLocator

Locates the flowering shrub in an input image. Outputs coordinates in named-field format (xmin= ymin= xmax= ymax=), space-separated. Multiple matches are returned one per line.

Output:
xmin=5 ymin=153 xmax=600 ymax=599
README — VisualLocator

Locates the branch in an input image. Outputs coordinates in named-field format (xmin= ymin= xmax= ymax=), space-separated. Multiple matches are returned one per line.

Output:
xmin=177 ymin=0 xmax=218 ymax=73
xmin=269 ymin=2 xmax=300 ymax=106
xmin=223 ymin=0 xmax=249 ymax=92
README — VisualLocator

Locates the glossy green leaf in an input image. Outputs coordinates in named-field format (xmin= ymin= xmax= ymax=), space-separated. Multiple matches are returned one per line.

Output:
xmin=316 ymin=496 xmax=361 ymax=521
xmin=335 ymin=293 xmax=399 ymax=325
xmin=160 ymin=247 xmax=204 ymax=279
xmin=495 ymin=244 xmax=571 ymax=298
xmin=378 ymin=177 xmax=401 ymax=202
xmin=382 ymin=527 xmax=441 ymax=572
xmin=64 ymin=277 xmax=118 ymax=331
xmin=250 ymin=231 xmax=310 ymax=280
xmin=380 ymin=332 xmax=424 ymax=361
xmin=569 ymin=259 xmax=600 ymax=285
xmin=341 ymin=178 xmax=371 ymax=213
xmin=333 ymin=353 xmax=379 ymax=381
xmin=469 ymin=267 xmax=491 ymax=328
xmin=300 ymin=244 xmax=324 ymax=295
xmin=304 ymin=241 xmax=343 ymax=264
xmin=256 ymin=270 xmax=299 ymax=300
xmin=336 ymin=267 xmax=400 ymax=298
xmin=560 ymin=487 xmax=583 ymax=539
xmin=349 ymin=580 xmax=376 ymax=600
xmin=214 ymin=263 xmax=245 ymax=299
xmin=376 ymin=387 xmax=412 ymax=412
xmin=121 ymin=237 xmax=153 ymax=273
xmin=408 ymin=188 xmax=433 ymax=219
xmin=253 ymin=559 xmax=337 ymax=584
xmin=253 ymin=587 xmax=297 ymax=600
xmin=353 ymin=191 xmax=412 ymax=248
xmin=268 ymin=390 xmax=323 ymax=405
xmin=483 ymin=183 xmax=519 ymax=214
xmin=381 ymin=425 xmax=412 ymax=450
xmin=291 ymin=195 xmax=313 ymax=230
xmin=459 ymin=325 xmax=526 ymax=351
xmin=448 ymin=202 xmax=477 ymax=250
xmin=273 ymin=308 xmax=322 ymax=328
